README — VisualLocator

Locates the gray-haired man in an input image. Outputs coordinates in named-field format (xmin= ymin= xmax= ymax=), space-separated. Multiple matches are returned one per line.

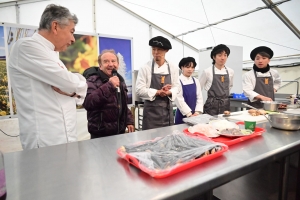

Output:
xmin=8 ymin=4 xmax=87 ymax=149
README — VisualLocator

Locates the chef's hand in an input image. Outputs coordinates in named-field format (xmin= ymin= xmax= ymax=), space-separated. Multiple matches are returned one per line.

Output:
xmin=109 ymin=76 xmax=120 ymax=88
xmin=191 ymin=112 xmax=200 ymax=117
xmin=162 ymin=84 xmax=172 ymax=91
xmin=159 ymin=90 xmax=171 ymax=97
xmin=52 ymin=86 xmax=79 ymax=98
xmin=127 ymin=125 xmax=134 ymax=133
xmin=257 ymin=95 xmax=273 ymax=102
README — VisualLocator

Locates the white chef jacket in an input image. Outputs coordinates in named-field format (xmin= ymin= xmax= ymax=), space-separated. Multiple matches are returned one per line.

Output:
xmin=136 ymin=60 xmax=179 ymax=101
xmin=8 ymin=33 xmax=87 ymax=150
xmin=199 ymin=66 xmax=234 ymax=91
xmin=242 ymin=69 xmax=281 ymax=102
xmin=175 ymin=74 xmax=203 ymax=116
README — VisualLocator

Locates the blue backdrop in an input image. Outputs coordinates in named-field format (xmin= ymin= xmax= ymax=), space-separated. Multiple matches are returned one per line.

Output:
xmin=99 ymin=36 xmax=133 ymax=104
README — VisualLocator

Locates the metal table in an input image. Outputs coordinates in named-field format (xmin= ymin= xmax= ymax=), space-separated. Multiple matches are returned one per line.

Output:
xmin=4 ymin=123 xmax=300 ymax=200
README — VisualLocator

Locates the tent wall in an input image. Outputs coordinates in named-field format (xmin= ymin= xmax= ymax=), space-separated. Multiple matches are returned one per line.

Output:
xmin=0 ymin=0 xmax=199 ymax=70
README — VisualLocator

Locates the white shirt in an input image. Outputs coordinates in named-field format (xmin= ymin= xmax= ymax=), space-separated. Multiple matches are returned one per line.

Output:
xmin=199 ymin=66 xmax=234 ymax=91
xmin=175 ymin=74 xmax=203 ymax=116
xmin=136 ymin=60 xmax=179 ymax=101
xmin=8 ymin=33 xmax=87 ymax=150
xmin=242 ymin=69 xmax=281 ymax=102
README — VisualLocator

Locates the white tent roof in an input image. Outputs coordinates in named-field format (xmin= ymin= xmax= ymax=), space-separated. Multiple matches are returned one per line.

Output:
xmin=114 ymin=0 xmax=300 ymax=64
xmin=0 ymin=0 xmax=299 ymax=68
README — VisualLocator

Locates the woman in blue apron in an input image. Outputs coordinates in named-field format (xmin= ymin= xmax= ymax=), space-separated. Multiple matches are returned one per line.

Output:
xmin=201 ymin=44 xmax=234 ymax=116
xmin=175 ymin=57 xmax=203 ymax=124
xmin=242 ymin=46 xmax=282 ymax=108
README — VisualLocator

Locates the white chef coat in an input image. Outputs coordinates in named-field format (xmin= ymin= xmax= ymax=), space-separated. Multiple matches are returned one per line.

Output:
xmin=199 ymin=66 xmax=234 ymax=91
xmin=8 ymin=33 xmax=87 ymax=150
xmin=175 ymin=74 xmax=203 ymax=116
xmin=242 ymin=69 xmax=281 ymax=102
xmin=136 ymin=60 xmax=179 ymax=101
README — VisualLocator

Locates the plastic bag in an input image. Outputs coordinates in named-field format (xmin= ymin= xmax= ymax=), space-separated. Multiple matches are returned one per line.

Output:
xmin=118 ymin=131 xmax=227 ymax=177
xmin=182 ymin=114 xmax=216 ymax=125
xmin=188 ymin=124 xmax=220 ymax=138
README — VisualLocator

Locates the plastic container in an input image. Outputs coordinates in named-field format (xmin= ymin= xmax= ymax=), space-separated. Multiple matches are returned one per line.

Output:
xmin=184 ymin=122 xmax=265 ymax=146
xmin=117 ymin=134 xmax=228 ymax=178
xmin=244 ymin=121 xmax=256 ymax=131
xmin=232 ymin=93 xmax=247 ymax=100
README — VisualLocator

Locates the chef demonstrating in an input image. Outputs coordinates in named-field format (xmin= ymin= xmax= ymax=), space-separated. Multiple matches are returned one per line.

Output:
xmin=242 ymin=46 xmax=281 ymax=108
xmin=175 ymin=57 xmax=203 ymax=124
xmin=136 ymin=36 xmax=179 ymax=130
xmin=8 ymin=4 xmax=87 ymax=149
xmin=199 ymin=44 xmax=234 ymax=116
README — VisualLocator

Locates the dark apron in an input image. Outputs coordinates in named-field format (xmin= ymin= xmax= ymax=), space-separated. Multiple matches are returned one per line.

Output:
xmin=247 ymin=70 xmax=274 ymax=109
xmin=142 ymin=60 xmax=174 ymax=130
xmin=203 ymin=66 xmax=230 ymax=116
xmin=175 ymin=77 xmax=197 ymax=124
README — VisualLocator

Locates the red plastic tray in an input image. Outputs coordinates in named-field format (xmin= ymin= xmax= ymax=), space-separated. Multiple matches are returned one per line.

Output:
xmin=183 ymin=121 xmax=265 ymax=146
xmin=117 ymin=134 xmax=228 ymax=178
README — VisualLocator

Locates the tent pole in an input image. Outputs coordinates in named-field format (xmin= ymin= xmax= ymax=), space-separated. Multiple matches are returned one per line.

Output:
xmin=175 ymin=0 xmax=290 ymax=38
xmin=262 ymin=0 xmax=300 ymax=39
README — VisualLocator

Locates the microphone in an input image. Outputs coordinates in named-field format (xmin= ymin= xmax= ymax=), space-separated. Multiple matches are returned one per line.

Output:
xmin=112 ymin=69 xmax=120 ymax=93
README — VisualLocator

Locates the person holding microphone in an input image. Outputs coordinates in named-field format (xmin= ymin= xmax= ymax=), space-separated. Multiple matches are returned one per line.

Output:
xmin=83 ymin=49 xmax=134 ymax=139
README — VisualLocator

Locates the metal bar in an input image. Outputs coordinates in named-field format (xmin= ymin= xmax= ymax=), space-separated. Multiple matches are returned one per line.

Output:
xmin=278 ymin=158 xmax=284 ymax=200
xmin=296 ymin=152 xmax=300 ymax=200
xmin=262 ymin=0 xmax=300 ymax=39
xmin=278 ymin=156 xmax=290 ymax=200
xmin=92 ymin=0 xmax=96 ymax=33
xmin=175 ymin=0 xmax=290 ymax=38
xmin=281 ymin=80 xmax=299 ymax=96
xmin=105 ymin=0 xmax=199 ymax=52
xmin=149 ymin=24 xmax=152 ymax=59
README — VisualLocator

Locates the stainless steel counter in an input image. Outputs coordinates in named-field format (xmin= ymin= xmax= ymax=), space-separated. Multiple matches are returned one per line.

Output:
xmin=4 ymin=123 xmax=300 ymax=200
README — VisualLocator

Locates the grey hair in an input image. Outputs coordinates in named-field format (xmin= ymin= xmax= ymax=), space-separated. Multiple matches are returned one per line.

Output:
xmin=98 ymin=49 xmax=119 ymax=64
xmin=38 ymin=4 xmax=78 ymax=31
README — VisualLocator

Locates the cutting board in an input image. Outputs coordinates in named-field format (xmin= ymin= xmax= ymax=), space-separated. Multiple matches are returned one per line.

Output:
xmin=222 ymin=111 xmax=269 ymax=124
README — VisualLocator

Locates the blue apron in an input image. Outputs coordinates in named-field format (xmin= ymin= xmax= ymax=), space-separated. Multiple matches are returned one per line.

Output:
xmin=175 ymin=77 xmax=197 ymax=124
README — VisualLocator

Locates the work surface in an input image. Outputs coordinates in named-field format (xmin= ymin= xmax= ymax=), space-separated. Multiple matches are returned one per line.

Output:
xmin=4 ymin=122 xmax=300 ymax=200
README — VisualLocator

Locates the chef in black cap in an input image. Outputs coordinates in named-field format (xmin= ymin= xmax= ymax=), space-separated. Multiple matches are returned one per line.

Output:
xmin=242 ymin=46 xmax=281 ymax=108
xmin=199 ymin=44 xmax=234 ymax=115
xmin=136 ymin=36 xmax=179 ymax=130
xmin=175 ymin=57 xmax=203 ymax=124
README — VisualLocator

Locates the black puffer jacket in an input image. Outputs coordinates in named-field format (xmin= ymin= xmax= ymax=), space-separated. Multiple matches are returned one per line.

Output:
xmin=83 ymin=68 xmax=133 ymax=137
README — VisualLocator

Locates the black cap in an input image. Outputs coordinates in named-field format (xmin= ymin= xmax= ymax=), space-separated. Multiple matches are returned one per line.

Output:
xmin=149 ymin=36 xmax=172 ymax=50
xmin=179 ymin=57 xmax=197 ymax=69
xmin=250 ymin=46 xmax=273 ymax=60
xmin=210 ymin=44 xmax=230 ymax=59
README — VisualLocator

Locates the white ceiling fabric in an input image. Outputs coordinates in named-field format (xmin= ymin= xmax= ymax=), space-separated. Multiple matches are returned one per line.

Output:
xmin=115 ymin=0 xmax=300 ymax=61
